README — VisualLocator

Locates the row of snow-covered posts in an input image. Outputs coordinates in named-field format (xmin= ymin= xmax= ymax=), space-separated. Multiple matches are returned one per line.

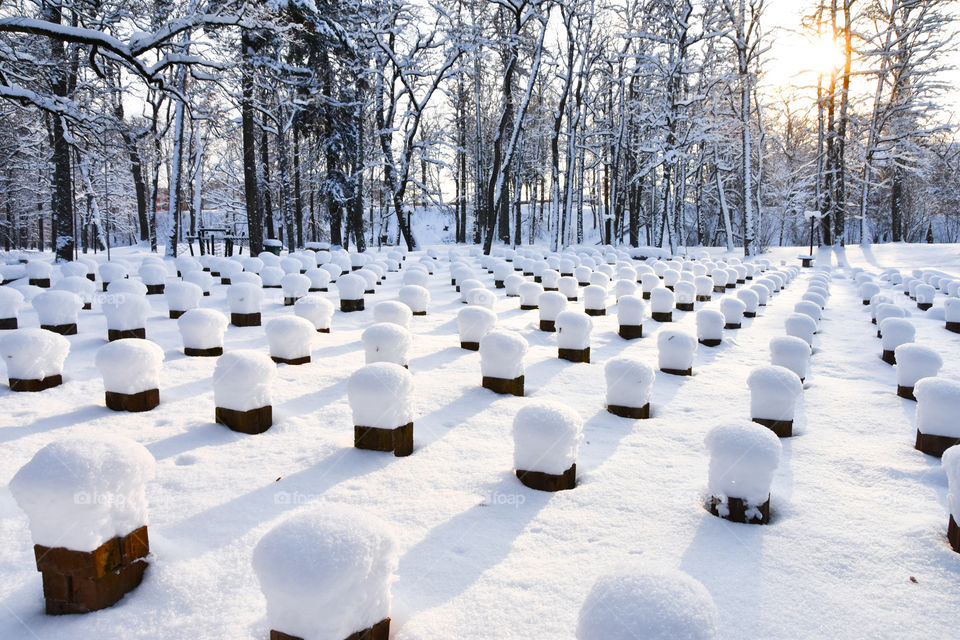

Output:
xmin=853 ymin=265 xmax=960 ymax=554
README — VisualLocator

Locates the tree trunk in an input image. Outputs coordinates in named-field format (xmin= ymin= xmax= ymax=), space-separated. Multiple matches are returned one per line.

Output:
xmin=240 ymin=28 xmax=263 ymax=255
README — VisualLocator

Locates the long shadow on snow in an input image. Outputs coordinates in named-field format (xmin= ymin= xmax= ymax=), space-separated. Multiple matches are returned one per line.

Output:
xmin=577 ymin=410 xmax=640 ymax=478
xmin=408 ymin=345 xmax=471 ymax=372
xmin=394 ymin=472 xmax=552 ymax=610
xmin=160 ymin=446 xmax=394 ymax=555
xmin=145 ymin=420 xmax=242 ymax=461
xmin=0 ymin=404 xmax=103 ymax=443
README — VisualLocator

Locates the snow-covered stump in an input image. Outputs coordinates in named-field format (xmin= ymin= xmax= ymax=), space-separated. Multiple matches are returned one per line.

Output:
xmin=55 ymin=276 xmax=95 ymax=311
xmin=183 ymin=270 xmax=214 ymax=297
xmin=177 ymin=309 xmax=228 ymax=357
xmin=139 ymin=264 xmax=167 ymax=295
xmin=770 ymin=336 xmax=811 ymax=383
xmin=916 ymin=284 xmax=936 ymax=311
xmin=875 ymin=303 xmax=905 ymax=338
xmin=9 ymin=438 xmax=154 ymax=615
xmin=604 ymin=357 xmax=654 ymax=419
xmin=227 ymin=283 xmax=263 ymax=327
xmin=576 ymin=566 xmax=718 ymax=640
xmin=281 ymin=273 xmax=311 ymax=306
xmin=617 ymin=295 xmax=645 ymax=340
xmin=95 ymin=339 xmax=164 ymax=412
xmin=694 ymin=275 xmax=713 ymax=302
xmin=266 ymin=316 xmax=316 ymax=365
xmin=348 ymin=362 xmax=414 ymax=457
xmin=943 ymin=446 xmax=960 ymax=553
xmin=737 ymin=287 xmax=759 ymax=318
xmin=457 ymin=306 xmax=496 ymax=351
xmin=541 ymin=269 xmax=561 ymax=292
xmin=879 ymin=318 xmax=914 ymax=364
xmin=480 ymin=330 xmax=527 ymax=396
xmin=559 ymin=276 xmax=579 ymax=301
xmin=33 ymin=290 xmax=82 ymax=335
xmin=859 ymin=282 xmax=880 ymax=306
xmin=304 ymin=267 xmax=331 ymax=293
xmin=675 ymin=281 xmax=696 ymax=312
xmin=720 ymin=297 xmax=746 ymax=330
xmin=583 ymin=284 xmax=607 ymax=316
xmin=373 ymin=302 xmax=412 ymax=328
xmin=705 ymin=420 xmax=781 ymax=524
xmin=102 ymin=294 xmax=151 ymax=341
xmin=650 ymin=287 xmax=674 ymax=322
xmin=253 ymin=507 xmax=397 ymax=640
xmin=946 ymin=298 xmax=960 ymax=334
xmin=164 ymin=281 xmax=202 ymax=319
xmin=556 ymin=310 xmax=592 ymax=363
xmin=518 ymin=281 xmax=544 ymax=310
xmin=0 ymin=329 xmax=70 ymax=392
xmin=337 ymin=273 xmax=366 ymax=312
xmin=26 ymin=261 xmax=52 ymax=288
xmin=747 ymin=366 xmax=803 ymax=437
xmin=658 ymin=330 xmax=697 ymax=376
xmin=98 ymin=263 xmax=128 ymax=292
xmin=914 ymin=378 xmax=960 ymax=457
xmin=294 ymin=295 xmax=334 ymax=333
xmin=711 ymin=269 xmax=729 ymax=293
xmin=695 ymin=309 xmax=724 ymax=348
xmin=894 ymin=344 xmax=943 ymax=400
xmin=794 ymin=300 xmax=822 ymax=332
xmin=213 ymin=350 xmax=276 ymax=434
xmin=784 ymin=313 xmax=817 ymax=348
xmin=513 ymin=401 xmax=581 ymax=492
xmin=538 ymin=291 xmax=567 ymax=332
xmin=0 ymin=286 xmax=25 ymax=329
xmin=640 ymin=273 xmax=659 ymax=300
xmin=362 ymin=323 xmax=412 ymax=368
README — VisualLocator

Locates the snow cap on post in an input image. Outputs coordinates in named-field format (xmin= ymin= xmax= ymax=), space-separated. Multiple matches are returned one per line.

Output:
xmin=747 ymin=365 xmax=803 ymax=422
xmin=657 ymin=329 xmax=696 ymax=374
xmin=10 ymin=437 xmax=155 ymax=551
xmin=480 ymin=329 xmax=527 ymax=379
xmin=583 ymin=284 xmax=607 ymax=313
xmin=696 ymin=309 xmax=724 ymax=344
xmin=605 ymin=356 xmax=655 ymax=415
xmin=705 ymin=420 xmax=782 ymax=511
xmin=556 ymin=310 xmax=593 ymax=350
xmin=0 ymin=328 xmax=70 ymax=383
xmin=95 ymin=338 xmax=164 ymax=395
xmin=362 ymin=322 xmax=412 ymax=367
xmin=577 ymin=565 xmax=718 ymax=640
xmin=252 ymin=506 xmax=398 ymax=640
xmin=373 ymin=300 xmax=413 ymax=328
xmin=398 ymin=285 xmax=430 ymax=314
xmin=227 ymin=283 xmax=263 ymax=314
xmin=337 ymin=273 xmax=366 ymax=300
xmin=617 ymin=294 xmax=645 ymax=326
xmin=178 ymin=308 xmax=228 ymax=351
xmin=784 ymin=313 xmax=817 ymax=347
xmin=894 ymin=343 xmax=942 ymax=392
xmin=265 ymin=316 xmax=316 ymax=363
xmin=915 ymin=377 xmax=960 ymax=440
xmin=294 ymin=294 xmax=335 ymax=332
xmin=942 ymin=445 xmax=960 ymax=537
xmin=769 ymin=336 xmax=811 ymax=381
xmin=513 ymin=400 xmax=583 ymax=475
xmin=213 ymin=350 xmax=276 ymax=412
xmin=348 ymin=362 xmax=414 ymax=429
xmin=458 ymin=306 xmax=497 ymax=348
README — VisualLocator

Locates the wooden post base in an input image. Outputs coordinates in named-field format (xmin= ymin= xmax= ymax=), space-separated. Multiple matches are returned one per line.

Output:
xmin=724 ymin=322 xmax=741 ymax=330
xmin=642 ymin=292 xmax=651 ymax=300
xmin=271 ymin=355 xmax=311 ymax=365
xmin=108 ymin=328 xmax=145 ymax=341
xmin=105 ymin=389 xmax=160 ymax=412
xmin=949 ymin=515 xmax=960 ymax=553
xmin=231 ymin=312 xmax=261 ymax=327
xmin=82 ymin=303 xmax=92 ymax=311
xmin=482 ymin=375 xmax=524 ymax=396
xmin=460 ymin=341 xmax=479 ymax=351
xmin=753 ymin=417 xmax=793 ymax=438
xmin=220 ymin=278 xmax=232 ymax=286
xmin=283 ymin=297 xmax=301 ymax=306
xmin=36 ymin=526 xmax=149 ymax=615
xmin=308 ymin=287 xmax=328 ymax=293
xmin=185 ymin=346 xmax=223 ymax=357
xmin=9 ymin=374 xmax=63 ymax=392
xmin=676 ymin=302 xmax=694 ymax=312
xmin=516 ymin=463 xmax=576 ymax=492
xmin=558 ymin=347 xmax=590 ymax=363
xmin=269 ymin=617 xmax=391 ymax=640
xmin=897 ymin=385 xmax=915 ymax=401
xmin=539 ymin=320 xmax=556 ymax=332
xmin=696 ymin=295 xmax=711 ymax=302
xmin=915 ymin=429 xmax=960 ymax=458
xmin=699 ymin=338 xmax=721 ymax=347
xmin=0 ymin=317 xmax=17 ymax=330
xmin=340 ymin=299 xmax=364 ymax=312
xmin=618 ymin=324 xmax=643 ymax=340
xmin=216 ymin=405 xmax=272 ymax=434
xmin=651 ymin=312 xmax=672 ymax=322
xmin=918 ymin=302 xmax=932 ymax=311
xmin=744 ymin=311 xmax=757 ymax=318
xmin=713 ymin=285 xmax=725 ymax=293
xmin=881 ymin=349 xmax=896 ymax=365
xmin=41 ymin=323 xmax=77 ymax=336
xmin=660 ymin=367 xmax=692 ymax=376
xmin=354 ymin=423 xmax=413 ymax=457
xmin=263 ymin=284 xmax=282 ymax=289
xmin=412 ymin=311 xmax=427 ymax=316
xmin=146 ymin=284 xmax=165 ymax=295
xmin=169 ymin=310 xmax=186 ymax=319
xmin=708 ymin=495 xmax=770 ymax=525
xmin=520 ymin=304 xmax=538 ymax=310
xmin=29 ymin=278 xmax=51 ymax=288
xmin=947 ymin=321 xmax=960 ymax=334
xmin=800 ymin=257 xmax=813 ymax=268
xmin=585 ymin=308 xmax=605 ymax=316
xmin=607 ymin=403 xmax=650 ymax=419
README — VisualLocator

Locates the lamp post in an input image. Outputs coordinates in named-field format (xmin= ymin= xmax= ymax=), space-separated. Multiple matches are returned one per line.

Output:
xmin=801 ymin=210 xmax=824 ymax=267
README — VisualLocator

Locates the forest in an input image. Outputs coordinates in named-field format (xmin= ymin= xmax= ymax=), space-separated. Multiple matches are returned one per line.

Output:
xmin=0 ymin=0 xmax=957 ymax=261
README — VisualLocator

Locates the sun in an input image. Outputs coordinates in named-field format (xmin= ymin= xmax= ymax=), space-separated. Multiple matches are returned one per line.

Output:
xmin=804 ymin=34 xmax=847 ymax=76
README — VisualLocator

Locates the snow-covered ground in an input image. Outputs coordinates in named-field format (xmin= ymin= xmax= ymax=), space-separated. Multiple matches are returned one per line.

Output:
xmin=1 ymin=242 xmax=959 ymax=639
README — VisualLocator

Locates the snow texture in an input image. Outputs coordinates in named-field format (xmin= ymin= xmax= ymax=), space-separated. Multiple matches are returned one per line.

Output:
xmin=266 ymin=316 xmax=316 ymax=360
xmin=480 ymin=329 xmax=527 ymax=379
xmin=213 ymin=350 xmax=276 ymax=411
xmin=261 ymin=266 xmax=285 ymax=288
xmin=518 ymin=282 xmax=545 ymax=306
xmin=281 ymin=273 xmax=312 ymax=299
xmin=604 ymin=357 xmax=655 ymax=409
xmin=108 ymin=279 xmax=148 ymax=297
xmin=650 ymin=287 xmax=675 ymax=313
xmin=53 ymin=275 xmax=95 ymax=304
xmin=945 ymin=298 xmax=960 ymax=323
xmin=458 ymin=306 xmax=497 ymax=344
xmin=281 ymin=258 xmax=303 ymax=275
xmin=784 ymin=313 xmax=817 ymax=346
xmin=398 ymin=285 xmax=430 ymax=314
xmin=306 ymin=268 xmax=331 ymax=291
xmin=696 ymin=309 xmax=724 ymax=341
xmin=747 ymin=365 xmax=803 ymax=421
xmin=914 ymin=377 xmax=960 ymax=438
xmin=178 ymin=309 xmax=228 ymax=350
xmin=183 ymin=270 xmax=214 ymax=293
xmin=736 ymin=288 xmax=759 ymax=313
xmin=348 ymin=362 xmax=414 ymax=429
xmin=101 ymin=293 xmax=150 ymax=330
xmin=294 ymin=295 xmax=335 ymax=331
xmin=943 ymin=446 xmax=960 ymax=519
xmin=720 ymin=297 xmax=746 ymax=325
xmin=657 ymin=330 xmax=697 ymax=371
xmin=0 ymin=285 xmax=24 ymax=317
xmin=227 ymin=283 xmax=263 ymax=314
xmin=894 ymin=344 xmax=943 ymax=388
xmin=60 ymin=261 xmax=89 ymax=278
xmin=95 ymin=338 xmax=164 ymax=395
xmin=538 ymin=291 xmax=568 ymax=322
xmin=139 ymin=264 xmax=168 ymax=285
xmin=705 ymin=419 xmax=782 ymax=507
xmin=880 ymin=318 xmax=915 ymax=351
xmin=98 ymin=262 xmax=128 ymax=284
xmin=769 ymin=336 xmax=812 ymax=381
xmin=0 ymin=328 xmax=70 ymax=380
xmin=32 ymin=290 xmax=82 ymax=325
xmin=26 ymin=261 xmax=52 ymax=279
xmin=466 ymin=288 xmax=497 ymax=309
xmin=512 ymin=400 xmax=582 ymax=474
xmin=337 ymin=274 xmax=366 ymax=300
xmin=617 ymin=295 xmax=645 ymax=326
xmin=583 ymin=284 xmax=607 ymax=311
xmin=675 ymin=281 xmax=696 ymax=305
xmin=9 ymin=437 xmax=155 ymax=551
xmin=577 ymin=565 xmax=718 ymax=640
xmin=165 ymin=281 xmax=203 ymax=313
xmin=793 ymin=301 xmax=822 ymax=326
xmin=362 ymin=323 xmax=412 ymax=367
xmin=556 ymin=310 xmax=593 ymax=350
